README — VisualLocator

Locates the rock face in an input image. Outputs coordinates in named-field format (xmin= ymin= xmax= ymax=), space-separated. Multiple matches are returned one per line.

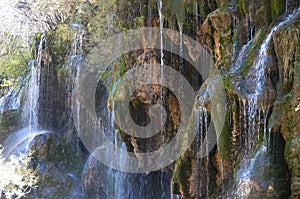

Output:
xmin=20 ymin=23 xmax=87 ymax=198
xmin=202 ymin=6 xmax=235 ymax=69
xmin=271 ymin=21 xmax=300 ymax=199
xmin=29 ymin=133 xmax=84 ymax=198
xmin=0 ymin=110 xmax=21 ymax=144
xmin=82 ymin=155 xmax=173 ymax=199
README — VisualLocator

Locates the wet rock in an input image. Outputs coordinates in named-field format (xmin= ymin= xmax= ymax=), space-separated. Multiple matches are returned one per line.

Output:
xmin=0 ymin=110 xmax=21 ymax=143
xmin=271 ymin=20 xmax=300 ymax=199
xmin=258 ymin=78 xmax=277 ymax=111
xmin=202 ymin=6 xmax=234 ymax=69
xmin=28 ymin=132 xmax=84 ymax=198
xmin=82 ymin=154 xmax=172 ymax=199
xmin=82 ymin=156 xmax=108 ymax=199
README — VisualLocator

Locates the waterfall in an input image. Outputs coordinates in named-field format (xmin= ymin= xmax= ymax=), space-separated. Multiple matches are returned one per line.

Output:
xmin=194 ymin=106 xmax=210 ymax=198
xmin=233 ymin=96 xmax=275 ymax=198
xmin=234 ymin=7 xmax=300 ymax=176
xmin=195 ymin=106 xmax=203 ymax=197
xmin=231 ymin=7 xmax=300 ymax=192
xmin=82 ymin=110 xmax=173 ymax=198
xmin=251 ymin=7 xmax=300 ymax=98
xmin=28 ymin=37 xmax=43 ymax=131
xmin=204 ymin=110 xmax=209 ymax=198
xmin=0 ymin=0 xmax=296 ymax=198
xmin=3 ymin=34 xmax=49 ymax=158
xmin=235 ymin=7 xmax=300 ymax=182
xmin=178 ymin=22 xmax=183 ymax=73
xmin=70 ymin=23 xmax=84 ymax=62
xmin=157 ymin=0 xmax=165 ymax=132
xmin=229 ymin=39 xmax=253 ymax=74
xmin=157 ymin=0 xmax=164 ymax=67
xmin=236 ymin=144 xmax=268 ymax=198
xmin=70 ymin=21 xmax=146 ymax=198
xmin=156 ymin=4 xmax=168 ymax=197
xmin=285 ymin=0 xmax=292 ymax=15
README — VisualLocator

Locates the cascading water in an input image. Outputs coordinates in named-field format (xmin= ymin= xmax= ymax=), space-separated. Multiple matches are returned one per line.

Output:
xmin=3 ymin=34 xmax=49 ymax=158
xmin=195 ymin=106 xmax=211 ymax=198
xmin=195 ymin=86 xmax=212 ymax=198
xmin=204 ymin=110 xmax=210 ymax=198
xmin=178 ymin=22 xmax=183 ymax=72
xmin=232 ymin=7 xmax=300 ymax=198
xmin=157 ymin=0 xmax=164 ymax=67
xmin=156 ymin=2 xmax=170 ymax=198
xmin=157 ymin=0 xmax=165 ymax=135
xmin=249 ymin=7 xmax=300 ymax=98
xmin=81 ymin=97 xmax=173 ymax=198
xmin=229 ymin=39 xmax=253 ymax=75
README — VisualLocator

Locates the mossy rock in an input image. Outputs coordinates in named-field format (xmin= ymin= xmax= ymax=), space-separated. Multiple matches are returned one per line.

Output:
xmin=0 ymin=110 xmax=21 ymax=143
xmin=172 ymin=149 xmax=193 ymax=198
xmin=49 ymin=24 xmax=76 ymax=60
xmin=28 ymin=132 xmax=85 ymax=198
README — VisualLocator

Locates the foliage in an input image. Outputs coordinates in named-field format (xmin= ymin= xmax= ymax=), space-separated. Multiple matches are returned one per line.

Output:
xmin=82 ymin=0 xmax=117 ymax=47
xmin=133 ymin=16 xmax=145 ymax=28
xmin=0 ymin=147 xmax=38 ymax=199
xmin=0 ymin=51 xmax=30 ymax=89
xmin=270 ymin=0 xmax=283 ymax=19
xmin=0 ymin=0 xmax=81 ymax=90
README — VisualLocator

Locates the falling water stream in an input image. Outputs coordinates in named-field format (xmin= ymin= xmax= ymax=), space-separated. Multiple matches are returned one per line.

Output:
xmin=229 ymin=39 xmax=253 ymax=75
xmin=178 ymin=22 xmax=183 ymax=72
xmin=2 ymin=34 xmax=50 ymax=159
xmin=157 ymin=0 xmax=164 ymax=67
xmin=250 ymin=7 xmax=300 ymax=97
xmin=233 ymin=7 xmax=300 ymax=198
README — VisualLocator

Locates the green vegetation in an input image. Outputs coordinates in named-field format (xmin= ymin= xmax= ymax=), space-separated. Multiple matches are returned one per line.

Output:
xmin=133 ymin=16 xmax=145 ymax=28
xmin=236 ymin=0 xmax=248 ymax=15
xmin=217 ymin=110 xmax=231 ymax=160
xmin=0 ymin=50 xmax=30 ymax=89
xmin=271 ymin=0 xmax=283 ymax=19
xmin=83 ymin=0 xmax=117 ymax=46
xmin=172 ymin=150 xmax=193 ymax=197
xmin=0 ymin=0 xmax=79 ymax=90
xmin=0 ymin=148 xmax=38 ymax=199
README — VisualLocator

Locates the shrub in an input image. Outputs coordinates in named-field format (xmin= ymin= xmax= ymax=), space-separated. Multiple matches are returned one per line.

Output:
xmin=0 ymin=147 xmax=38 ymax=199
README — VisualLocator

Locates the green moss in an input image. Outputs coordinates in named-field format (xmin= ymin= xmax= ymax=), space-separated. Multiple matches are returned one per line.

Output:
xmin=133 ymin=16 xmax=145 ymax=28
xmin=0 ymin=51 xmax=30 ymax=88
xmin=236 ymin=0 xmax=248 ymax=15
xmin=223 ymin=75 xmax=234 ymax=90
xmin=217 ymin=35 xmax=234 ymax=70
xmin=217 ymin=110 xmax=231 ymax=159
xmin=31 ymin=135 xmax=83 ymax=174
xmin=107 ymin=56 xmax=126 ymax=110
xmin=36 ymin=32 xmax=43 ymax=41
xmin=185 ymin=0 xmax=197 ymax=15
xmin=50 ymin=24 xmax=75 ymax=56
xmin=270 ymin=0 xmax=283 ymax=19
xmin=46 ymin=24 xmax=77 ymax=83
xmin=172 ymin=150 xmax=193 ymax=197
